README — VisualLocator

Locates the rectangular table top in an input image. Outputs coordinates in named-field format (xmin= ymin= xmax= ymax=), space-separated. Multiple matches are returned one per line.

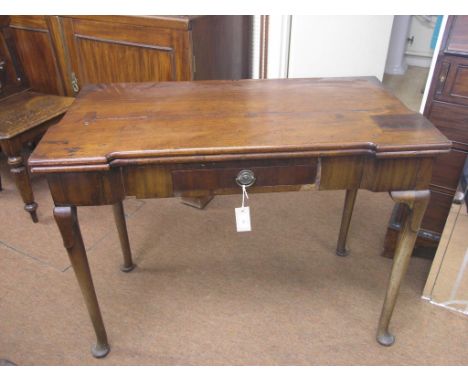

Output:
xmin=29 ymin=77 xmax=451 ymax=173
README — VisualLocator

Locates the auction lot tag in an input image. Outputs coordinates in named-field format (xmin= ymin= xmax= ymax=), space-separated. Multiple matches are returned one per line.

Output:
xmin=235 ymin=185 xmax=251 ymax=232
xmin=235 ymin=206 xmax=251 ymax=232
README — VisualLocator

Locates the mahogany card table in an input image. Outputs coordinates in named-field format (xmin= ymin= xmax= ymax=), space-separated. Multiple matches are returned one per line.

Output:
xmin=28 ymin=78 xmax=451 ymax=358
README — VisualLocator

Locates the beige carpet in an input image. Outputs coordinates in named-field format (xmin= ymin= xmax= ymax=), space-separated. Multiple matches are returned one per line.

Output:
xmin=0 ymin=155 xmax=467 ymax=365
xmin=383 ymin=66 xmax=429 ymax=112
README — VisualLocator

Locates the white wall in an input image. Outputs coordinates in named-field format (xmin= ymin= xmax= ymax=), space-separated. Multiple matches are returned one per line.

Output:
xmin=266 ymin=16 xmax=292 ymax=79
xmin=287 ymin=16 xmax=394 ymax=81
xmin=251 ymin=15 xmax=261 ymax=79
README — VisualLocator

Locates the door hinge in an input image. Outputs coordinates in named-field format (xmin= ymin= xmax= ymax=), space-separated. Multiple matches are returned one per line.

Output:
xmin=71 ymin=72 xmax=80 ymax=94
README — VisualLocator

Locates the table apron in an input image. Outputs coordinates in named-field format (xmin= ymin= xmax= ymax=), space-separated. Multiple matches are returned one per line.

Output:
xmin=46 ymin=155 xmax=435 ymax=206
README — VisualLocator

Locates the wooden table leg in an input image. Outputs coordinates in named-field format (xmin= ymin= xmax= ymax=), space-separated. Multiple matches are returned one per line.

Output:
xmin=376 ymin=190 xmax=430 ymax=346
xmin=54 ymin=206 xmax=110 ymax=358
xmin=8 ymin=155 xmax=38 ymax=222
xmin=113 ymin=201 xmax=135 ymax=272
xmin=336 ymin=189 xmax=358 ymax=257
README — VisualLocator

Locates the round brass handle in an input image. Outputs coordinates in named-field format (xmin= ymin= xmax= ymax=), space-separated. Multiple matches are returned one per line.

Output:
xmin=236 ymin=169 xmax=256 ymax=187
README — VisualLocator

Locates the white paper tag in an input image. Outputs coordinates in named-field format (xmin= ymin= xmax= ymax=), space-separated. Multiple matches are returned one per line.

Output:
xmin=235 ymin=206 xmax=251 ymax=232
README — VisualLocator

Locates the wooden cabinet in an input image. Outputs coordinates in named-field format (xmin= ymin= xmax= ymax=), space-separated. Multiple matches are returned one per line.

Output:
xmin=61 ymin=16 xmax=193 ymax=88
xmin=433 ymin=56 xmax=468 ymax=107
xmin=384 ymin=16 xmax=468 ymax=258
xmin=1 ymin=16 xmax=252 ymax=96
xmin=0 ymin=16 xmax=66 ymax=94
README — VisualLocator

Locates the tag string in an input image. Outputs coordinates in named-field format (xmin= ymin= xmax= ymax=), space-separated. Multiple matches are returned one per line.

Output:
xmin=241 ymin=185 xmax=249 ymax=208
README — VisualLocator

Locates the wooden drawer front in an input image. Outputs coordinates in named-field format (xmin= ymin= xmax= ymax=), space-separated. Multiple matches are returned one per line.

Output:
xmin=435 ymin=56 xmax=468 ymax=106
xmin=421 ymin=190 xmax=454 ymax=234
xmin=431 ymin=149 xmax=467 ymax=191
xmin=428 ymin=101 xmax=468 ymax=149
xmin=172 ymin=159 xmax=318 ymax=195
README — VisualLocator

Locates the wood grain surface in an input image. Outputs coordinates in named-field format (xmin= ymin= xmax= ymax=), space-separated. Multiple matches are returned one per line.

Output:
xmin=29 ymin=77 xmax=451 ymax=172
xmin=0 ymin=91 xmax=74 ymax=139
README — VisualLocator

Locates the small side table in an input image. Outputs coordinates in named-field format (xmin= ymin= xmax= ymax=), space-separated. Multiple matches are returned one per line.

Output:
xmin=0 ymin=90 xmax=73 ymax=222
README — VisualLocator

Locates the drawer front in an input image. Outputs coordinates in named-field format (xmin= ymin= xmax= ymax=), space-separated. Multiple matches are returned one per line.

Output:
xmin=434 ymin=56 xmax=468 ymax=106
xmin=421 ymin=190 xmax=454 ymax=234
xmin=172 ymin=158 xmax=318 ymax=195
xmin=431 ymin=149 xmax=467 ymax=191
xmin=428 ymin=101 xmax=468 ymax=149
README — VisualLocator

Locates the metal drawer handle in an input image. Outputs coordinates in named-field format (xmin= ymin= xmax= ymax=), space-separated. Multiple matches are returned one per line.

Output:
xmin=236 ymin=169 xmax=256 ymax=187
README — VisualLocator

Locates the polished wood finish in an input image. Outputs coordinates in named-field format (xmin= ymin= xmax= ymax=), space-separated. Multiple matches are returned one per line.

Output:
xmin=419 ymin=190 xmax=454 ymax=233
xmin=8 ymin=16 xmax=65 ymax=94
xmin=336 ymin=189 xmax=358 ymax=257
xmin=112 ymin=201 xmax=135 ymax=272
xmin=384 ymin=16 xmax=468 ymax=258
xmin=191 ymin=16 xmax=252 ymax=80
xmin=0 ymin=91 xmax=73 ymax=222
xmin=0 ymin=15 xmax=74 ymax=221
xmin=428 ymin=101 xmax=468 ymax=150
xmin=29 ymin=79 xmax=449 ymax=170
xmin=2 ymin=16 xmax=252 ymax=97
xmin=6 ymin=154 xmax=38 ymax=222
xmin=444 ymin=15 xmax=468 ymax=55
xmin=61 ymin=16 xmax=191 ymax=86
xmin=3 ymin=15 xmax=252 ymax=211
xmin=431 ymin=148 xmax=467 ymax=192
xmin=377 ymin=190 xmax=430 ymax=345
xmin=172 ymin=158 xmax=318 ymax=196
xmin=53 ymin=206 xmax=109 ymax=358
xmin=0 ymin=90 xmax=73 ymax=139
xmin=29 ymin=78 xmax=450 ymax=357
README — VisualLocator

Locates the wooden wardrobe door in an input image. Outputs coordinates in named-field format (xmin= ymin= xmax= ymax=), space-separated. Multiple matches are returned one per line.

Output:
xmin=8 ymin=16 xmax=65 ymax=95
xmin=61 ymin=16 xmax=192 ymax=94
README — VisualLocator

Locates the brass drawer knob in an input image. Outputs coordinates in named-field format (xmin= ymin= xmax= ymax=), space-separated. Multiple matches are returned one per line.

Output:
xmin=236 ymin=169 xmax=256 ymax=187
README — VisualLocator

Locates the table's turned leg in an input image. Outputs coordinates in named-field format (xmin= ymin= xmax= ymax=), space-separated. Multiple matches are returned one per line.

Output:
xmin=8 ymin=155 xmax=38 ymax=222
xmin=112 ymin=201 xmax=135 ymax=272
xmin=54 ymin=206 xmax=110 ymax=358
xmin=336 ymin=189 xmax=358 ymax=257
xmin=376 ymin=190 xmax=430 ymax=346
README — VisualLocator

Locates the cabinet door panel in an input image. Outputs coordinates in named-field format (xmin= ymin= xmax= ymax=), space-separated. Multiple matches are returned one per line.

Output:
xmin=434 ymin=56 xmax=468 ymax=106
xmin=428 ymin=101 xmax=468 ymax=149
xmin=431 ymin=149 xmax=467 ymax=192
xmin=77 ymin=38 xmax=175 ymax=83
xmin=421 ymin=190 xmax=454 ymax=234
xmin=9 ymin=16 xmax=64 ymax=95
xmin=62 ymin=17 xmax=191 ymax=92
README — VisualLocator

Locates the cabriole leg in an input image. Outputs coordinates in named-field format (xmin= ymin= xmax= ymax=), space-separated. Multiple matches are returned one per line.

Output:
xmin=376 ymin=190 xmax=430 ymax=346
xmin=112 ymin=201 xmax=135 ymax=272
xmin=336 ymin=189 xmax=358 ymax=257
xmin=54 ymin=206 xmax=110 ymax=358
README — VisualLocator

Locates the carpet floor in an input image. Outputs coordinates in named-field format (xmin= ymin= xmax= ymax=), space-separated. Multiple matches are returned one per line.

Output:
xmin=0 ymin=156 xmax=467 ymax=365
